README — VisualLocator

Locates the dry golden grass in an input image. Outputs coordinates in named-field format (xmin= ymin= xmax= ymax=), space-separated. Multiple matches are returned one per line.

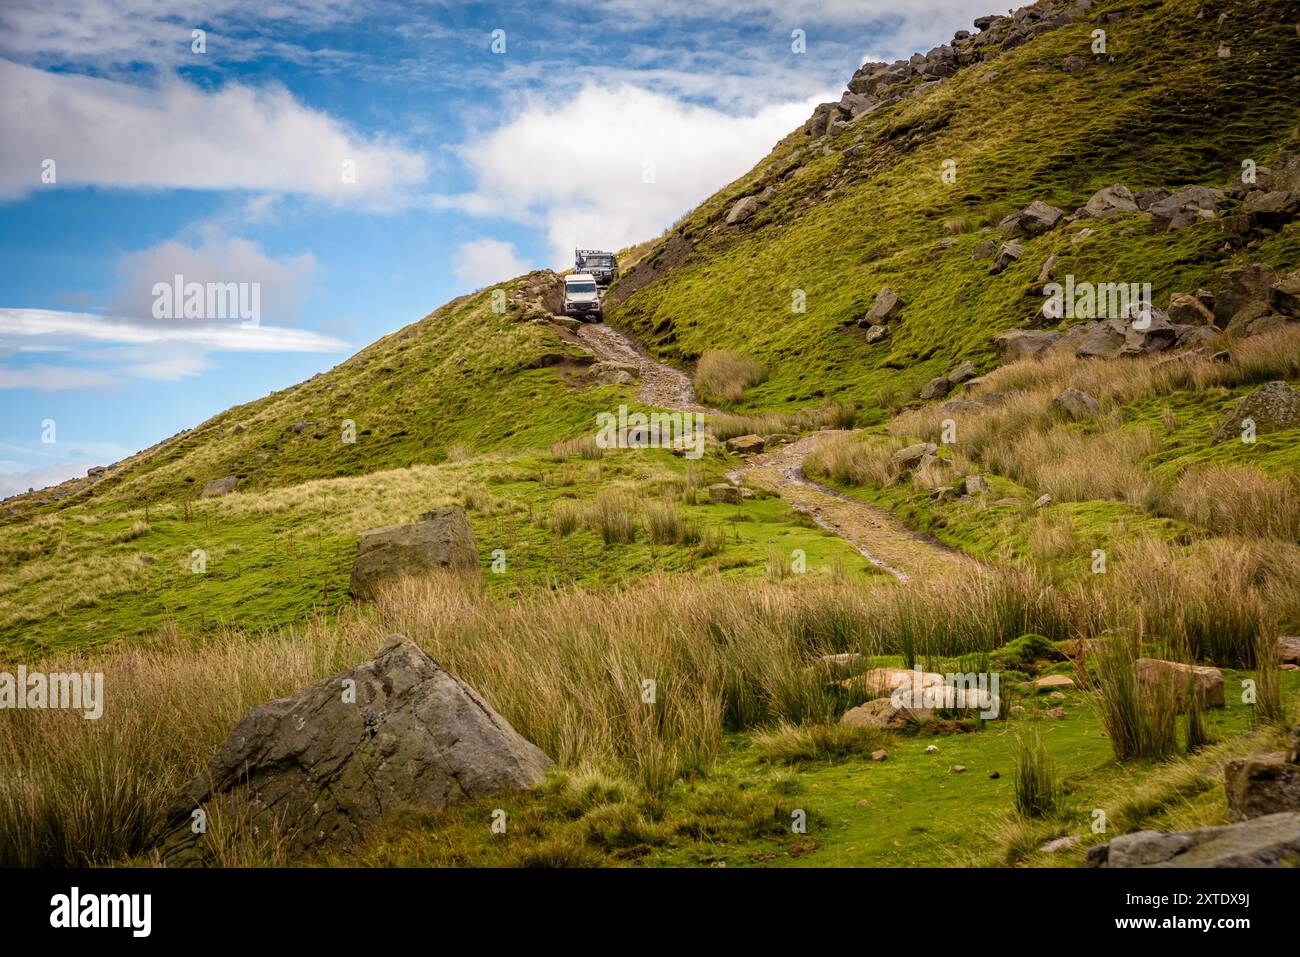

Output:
xmin=1163 ymin=465 xmax=1300 ymax=542
xmin=804 ymin=432 xmax=904 ymax=488
xmin=707 ymin=402 xmax=858 ymax=442
xmin=693 ymin=349 xmax=767 ymax=404
xmin=3 ymin=529 xmax=1294 ymax=866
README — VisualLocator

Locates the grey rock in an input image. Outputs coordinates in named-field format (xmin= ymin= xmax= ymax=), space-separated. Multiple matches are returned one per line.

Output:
xmin=1088 ymin=812 xmax=1300 ymax=868
xmin=1084 ymin=184 xmax=1139 ymax=218
xmin=1148 ymin=185 xmax=1218 ymax=229
xmin=1051 ymin=387 xmax=1099 ymax=420
xmin=1134 ymin=187 xmax=1170 ymax=211
xmin=1215 ymin=263 xmax=1278 ymax=325
xmin=919 ymin=376 xmax=952 ymax=401
xmin=948 ymin=359 xmax=977 ymax=383
xmin=893 ymin=442 xmax=937 ymax=468
xmin=708 ymin=483 xmax=743 ymax=504
xmin=865 ymin=287 xmax=905 ymax=324
xmin=1211 ymin=380 xmax=1300 ymax=444
xmin=992 ymin=328 xmax=1060 ymax=360
xmin=989 ymin=240 xmax=1025 ymax=274
xmin=864 ymin=324 xmax=890 ymax=344
xmin=964 ymin=474 xmax=989 ymax=496
xmin=725 ymin=195 xmax=761 ymax=225
xmin=1225 ymin=753 xmax=1300 ymax=822
xmin=998 ymin=200 xmax=1064 ymax=238
xmin=157 ymin=635 xmax=551 ymax=864
xmin=349 ymin=507 xmax=479 ymax=599
xmin=200 ymin=476 xmax=239 ymax=498
xmin=971 ymin=239 xmax=997 ymax=260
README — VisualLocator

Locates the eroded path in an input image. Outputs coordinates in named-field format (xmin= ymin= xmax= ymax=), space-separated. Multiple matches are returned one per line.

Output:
xmin=576 ymin=321 xmax=977 ymax=583
xmin=726 ymin=432 xmax=982 ymax=583
xmin=576 ymin=322 xmax=711 ymax=413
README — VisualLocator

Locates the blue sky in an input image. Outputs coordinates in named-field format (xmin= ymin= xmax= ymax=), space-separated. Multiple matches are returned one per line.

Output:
xmin=0 ymin=0 xmax=991 ymax=495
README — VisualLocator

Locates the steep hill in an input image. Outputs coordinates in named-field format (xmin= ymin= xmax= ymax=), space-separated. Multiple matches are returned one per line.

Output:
xmin=606 ymin=0 xmax=1300 ymax=417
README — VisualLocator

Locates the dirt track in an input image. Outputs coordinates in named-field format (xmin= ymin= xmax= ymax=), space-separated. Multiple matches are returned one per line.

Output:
xmin=576 ymin=321 xmax=973 ymax=583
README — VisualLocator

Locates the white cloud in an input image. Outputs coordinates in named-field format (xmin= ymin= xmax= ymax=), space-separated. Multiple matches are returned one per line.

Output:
xmin=444 ymin=83 xmax=827 ymax=266
xmin=0 ymin=462 xmax=98 ymax=497
xmin=452 ymin=239 xmax=531 ymax=289
xmin=107 ymin=227 xmax=317 ymax=326
xmin=0 ymin=308 xmax=348 ymax=354
xmin=0 ymin=57 xmax=427 ymax=203
xmin=0 ymin=365 xmax=122 ymax=391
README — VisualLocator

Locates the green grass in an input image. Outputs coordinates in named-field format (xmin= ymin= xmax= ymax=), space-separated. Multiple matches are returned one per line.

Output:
xmin=308 ymin=667 xmax=1299 ymax=869
xmin=0 ymin=445 xmax=887 ymax=657
xmin=607 ymin=0 xmax=1300 ymax=417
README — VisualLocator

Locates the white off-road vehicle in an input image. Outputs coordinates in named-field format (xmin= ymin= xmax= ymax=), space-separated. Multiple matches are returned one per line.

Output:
xmin=562 ymin=273 xmax=603 ymax=321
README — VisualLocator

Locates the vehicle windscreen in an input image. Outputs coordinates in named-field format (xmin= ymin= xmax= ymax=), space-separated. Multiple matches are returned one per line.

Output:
xmin=568 ymin=282 xmax=597 ymax=294
xmin=583 ymin=256 xmax=613 ymax=267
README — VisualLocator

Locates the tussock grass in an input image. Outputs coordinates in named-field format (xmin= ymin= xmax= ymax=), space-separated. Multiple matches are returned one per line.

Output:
xmin=804 ymin=433 xmax=905 ymax=489
xmin=1163 ymin=465 xmax=1300 ymax=542
xmin=751 ymin=721 xmax=886 ymax=764
xmin=2 ymin=546 xmax=1294 ymax=866
xmin=708 ymin=401 xmax=856 ymax=440
xmin=1013 ymin=730 xmax=1058 ymax=818
xmin=693 ymin=350 xmax=767 ymax=405
xmin=1091 ymin=634 xmax=1178 ymax=762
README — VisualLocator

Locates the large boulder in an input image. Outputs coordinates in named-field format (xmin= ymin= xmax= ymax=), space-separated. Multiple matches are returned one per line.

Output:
xmin=201 ymin=476 xmax=239 ymax=498
xmin=840 ymin=696 xmax=933 ymax=731
xmin=156 ymin=635 xmax=552 ymax=864
xmin=993 ymin=329 xmax=1060 ymax=360
xmin=1148 ymin=185 xmax=1218 ymax=230
xmin=1214 ymin=263 xmax=1278 ymax=325
xmin=1087 ymin=812 xmax=1300 ymax=867
xmin=1084 ymin=184 xmax=1139 ymax=218
xmin=893 ymin=442 xmax=937 ymax=468
xmin=725 ymin=195 xmax=761 ymax=225
xmin=1167 ymin=292 xmax=1216 ymax=326
xmin=1225 ymin=752 xmax=1300 ymax=822
xmin=864 ymin=287 xmax=905 ymax=325
xmin=725 ymin=434 xmax=768 ymax=455
xmin=1210 ymin=381 xmax=1300 ymax=444
xmin=350 ymin=508 xmax=479 ymax=599
xmin=919 ymin=376 xmax=952 ymax=401
xmin=1135 ymin=657 xmax=1224 ymax=709
xmin=998 ymin=200 xmax=1063 ymax=238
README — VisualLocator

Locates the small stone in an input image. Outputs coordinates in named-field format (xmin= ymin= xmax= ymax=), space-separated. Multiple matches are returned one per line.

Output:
xmin=925 ymin=744 xmax=939 ymax=754
xmin=871 ymin=749 xmax=888 ymax=762
xmin=951 ymin=764 xmax=967 ymax=773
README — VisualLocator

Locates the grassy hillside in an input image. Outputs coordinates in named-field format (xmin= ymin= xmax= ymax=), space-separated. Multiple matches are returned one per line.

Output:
xmin=4 ymin=274 xmax=613 ymax=513
xmin=606 ymin=0 xmax=1300 ymax=417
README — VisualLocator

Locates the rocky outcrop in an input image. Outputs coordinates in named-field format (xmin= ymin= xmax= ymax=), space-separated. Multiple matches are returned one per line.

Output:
xmin=1087 ymin=812 xmax=1300 ymax=868
xmin=200 ymin=476 xmax=239 ymax=498
xmin=349 ymin=508 xmax=479 ymax=599
xmin=1148 ymin=185 xmax=1218 ymax=230
xmin=1210 ymin=381 xmax=1300 ymax=445
xmin=813 ymin=1 xmax=1095 ymax=135
xmin=156 ymin=635 xmax=552 ymax=864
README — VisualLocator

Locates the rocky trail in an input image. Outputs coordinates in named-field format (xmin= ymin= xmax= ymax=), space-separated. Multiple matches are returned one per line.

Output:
xmin=576 ymin=319 xmax=975 ymax=583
